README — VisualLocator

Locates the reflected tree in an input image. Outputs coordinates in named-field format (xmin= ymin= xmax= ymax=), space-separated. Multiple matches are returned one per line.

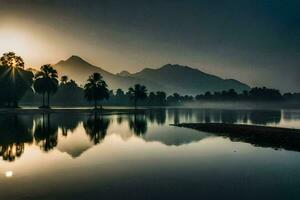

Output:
xmin=221 ymin=110 xmax=239 ymax=124
xmin=83 ymin=115 xmax=110 ymax=144
xmin=168 ymin=109 xmax=180 ymax=125
xmin=147 ymin=109 xmax=166 ymax=125
xmin=34 ymin=114 xmax=58 ymax=152
xmin=117 ymin=115 xmax=123 ymax=124
xmin=0 ymin=114 xmax=34 ymax=161
xmin=50 ymin=113 xmax=83 ymax=137
xmin=0 ymin=143 xmax=25 ymax=162
xmin=129 ymin=114 xmax=148 ymax=136
xmin=249 ymin=110 xmax=281 ymax=125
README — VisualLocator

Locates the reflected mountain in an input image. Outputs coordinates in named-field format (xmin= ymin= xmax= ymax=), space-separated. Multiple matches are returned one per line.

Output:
xmin=83 ymin=115 xmax=111 ymax=144
xmin=0 ymin=115 xmax=33 ymax=162
xmin=143 ymin=126 xmax=212 ymax=146
xmin=56 ymin=132 xmax=94 ymax=158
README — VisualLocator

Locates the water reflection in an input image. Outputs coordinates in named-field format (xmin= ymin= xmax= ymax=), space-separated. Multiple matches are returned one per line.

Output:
xmin=83 ymin=115 xmax=111 ymax=144
xmin=0 ymin=114 xmax=33 ymax=161
xmin=168 ymin=109 xmax=283 ymax=125
xmin=34 ymin=114 xmax=58 ymax=152
xmin=0 ymin=109 xmax=299 ymax=162
xmin=129 ymin=114 xmax=148 ymax=136
xmin=249 ymin=110 xmax=281 ymax=125
xmin=52 ymin=113 xmax=83 ymax=137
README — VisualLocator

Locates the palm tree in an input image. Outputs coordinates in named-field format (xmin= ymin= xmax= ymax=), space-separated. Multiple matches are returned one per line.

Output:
xmin=33 ymin=64 xmax=59 ymax=108
xmin=83 ymin=73 xmax=109 ymax=110
xmin=127 ymin=84 xmax=148 ymax=110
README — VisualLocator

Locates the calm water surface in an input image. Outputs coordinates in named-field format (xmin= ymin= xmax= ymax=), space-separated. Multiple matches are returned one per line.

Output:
xmin=1 ymin=108 xmax=300 ymax=200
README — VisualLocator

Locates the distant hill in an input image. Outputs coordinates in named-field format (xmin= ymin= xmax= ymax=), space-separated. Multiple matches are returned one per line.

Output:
xmin=129 ymin=64 xmax=250 ymax=94
xmin=116 ymin=70 xmax=131 ymax=77
xmin=54 ymin=56 xmax=250 ymax=95
xmin=54 ymin=56 xmax=163 ymax=92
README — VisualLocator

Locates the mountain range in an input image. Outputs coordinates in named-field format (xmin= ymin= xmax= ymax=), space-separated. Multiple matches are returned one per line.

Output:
xmin=53 ymin=56 xmax=250 ymax=95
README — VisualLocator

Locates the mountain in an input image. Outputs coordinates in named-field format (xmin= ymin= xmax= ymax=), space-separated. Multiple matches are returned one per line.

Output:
xmin=54 ymin=56 xmax=163 ymax=91
xmin=54 ymin=56 xmax=250 ymax=95
xmin=129 ymin=64 xmax=250 ymax=94
xmin=116 ymin=70 xmax=131 ymax=77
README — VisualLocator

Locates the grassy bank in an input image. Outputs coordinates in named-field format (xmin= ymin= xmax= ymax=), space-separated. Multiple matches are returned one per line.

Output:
xmin=174 ymin=123 xmax=300 ymax=152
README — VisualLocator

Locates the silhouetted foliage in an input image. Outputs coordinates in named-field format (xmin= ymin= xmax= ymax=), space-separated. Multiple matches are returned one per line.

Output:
xmin=83 ymin=116 xmax=110 ymax=144
xmin=147 ymin=109 xmax=166 ymax=125
xmin=33 ymin=64 xmax=59 ymax=108
xmin=84 ymin=73 xmax=110 ymax=110
xmin=248 ymin=87 xmax=282 ymax=101
xmin=129 ymin=114 xmax=148 ymax=136
xmin=50 ymin=113 xmax=82 ymax=136
xmin=0 ymin=114 xmax=33 ymax=162
xmin=249 ymin=110 xmax=281 ymax=125
xmin=54 ymin=79 xmax=84 ymax=106
xmin=148 ymin=91 xmax=167 ymax=106
xmin=0 ymin=52 xmax=24 ymax=68
xmin=195 ymin=87 xmax=286 ymax=103
xmin=60 ymin=75 xmax=69 ymax=85
xmin=34 ymin=114 xmax=58 ymax=152
xmin=0 ymin=52 xmax=33 ymax=107
xmin=127 ymin=84 xmax=148 ymax=109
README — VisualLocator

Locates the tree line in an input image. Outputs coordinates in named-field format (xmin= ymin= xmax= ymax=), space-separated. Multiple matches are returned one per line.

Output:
xmin=0 ymin=52 xmax=299 ymax=109
xmin=0 ymin=52 xmax=148 ymax=109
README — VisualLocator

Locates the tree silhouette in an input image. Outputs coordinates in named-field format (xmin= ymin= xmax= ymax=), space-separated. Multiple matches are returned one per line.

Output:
xmin=33 ymin=64 xmax=59 ymax=108
xmin=127 ymin=84 xmax=147 ymax=110
xmin=84 ymin=73 xmax=109 ymax=110
xmin=60 ymin=75 xmax=69 ymax=85
xmin=0 ymin=52 xmax=24 ymax=68
xmin=0 ymin=52 xmax=33 ymax=107
xmin=54 ymin=79 xmax=84 ymax=106
xmin=148 ymin=91 xmax=166 ymax=106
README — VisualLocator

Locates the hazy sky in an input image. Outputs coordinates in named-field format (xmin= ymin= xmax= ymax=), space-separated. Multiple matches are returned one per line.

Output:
xmin=0 ymin=0 xmax=299 ymax=92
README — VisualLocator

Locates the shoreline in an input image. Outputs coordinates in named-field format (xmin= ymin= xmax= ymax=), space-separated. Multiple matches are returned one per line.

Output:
xmin=0 ymin=108 xmax=148 ymax=114
xmin=174 ymin=123 xmax=300 ymax=152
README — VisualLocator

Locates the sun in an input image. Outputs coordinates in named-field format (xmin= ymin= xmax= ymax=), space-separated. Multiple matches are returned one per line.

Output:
xmin=5 ymin=171 xmax=13 ymax=178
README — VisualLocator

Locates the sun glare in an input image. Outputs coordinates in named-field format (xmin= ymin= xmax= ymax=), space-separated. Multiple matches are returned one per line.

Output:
xmin=0 ymin=22 xmax=67 ymax=69
xmin=5 ymin=171 xmax=13 ymax=178
xmin=0 ymin=29 xmax=29 ymax=54
xmin=0 ymin=24 xmax=47 ymax=68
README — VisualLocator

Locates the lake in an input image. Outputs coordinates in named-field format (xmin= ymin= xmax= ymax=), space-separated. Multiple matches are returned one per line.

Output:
xmin=1 ymin=108 xmax=300 ymax=200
